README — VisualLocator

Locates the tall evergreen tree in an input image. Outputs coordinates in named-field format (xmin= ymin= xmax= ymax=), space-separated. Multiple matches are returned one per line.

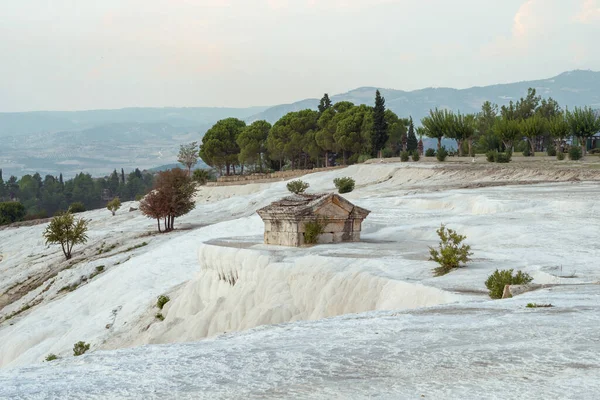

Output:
xmin=109 ymin=170 xmax=120 ymax=197
xmin=121 ymin=168 xmax=126 ymax=184
xmin=407 ymin=117 xmax=418 ymax=152
xmin=318 ymin=93 xmax=332 ymax=114
xmin=59 ymin=173 xmax=63 ymax=185
xmin=372 ymin=90 xmax=389 ymax=157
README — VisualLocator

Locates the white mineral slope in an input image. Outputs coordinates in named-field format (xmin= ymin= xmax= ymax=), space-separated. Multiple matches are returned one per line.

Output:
xmin=0 ymin=163 xmax=599 ymax=370
xmin=123 ymin=244 xmax=461 ymax=346
xmin=0 ymin=284 xmax=599 ymax=399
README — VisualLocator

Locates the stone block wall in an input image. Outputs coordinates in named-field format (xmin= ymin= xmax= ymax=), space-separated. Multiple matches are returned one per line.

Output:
xmin=263 ymin=216 xmax=363 ymax=247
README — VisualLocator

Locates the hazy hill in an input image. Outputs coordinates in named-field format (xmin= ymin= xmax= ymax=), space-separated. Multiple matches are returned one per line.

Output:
xmin=0 ymin=122 xmax=204 ymax=179
xmin=0 ymin=106 xmax=268 ymax=137
xmin=248 ymin=70 xmax=600 ymax=123
xmin=0 ymin=107 xmax=267 ymax=178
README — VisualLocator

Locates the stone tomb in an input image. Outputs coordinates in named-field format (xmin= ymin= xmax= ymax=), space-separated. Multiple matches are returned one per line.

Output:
xmin=256 ymin=193 xmax=370 ymax=247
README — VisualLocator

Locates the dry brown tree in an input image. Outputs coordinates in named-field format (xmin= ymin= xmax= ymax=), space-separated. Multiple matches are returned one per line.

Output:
xmin=140 ymin=168 xmax=197 ymax=232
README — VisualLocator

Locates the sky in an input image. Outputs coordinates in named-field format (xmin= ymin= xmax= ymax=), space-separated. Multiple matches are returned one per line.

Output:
xmin=0 ymin=0 xmax=599 ymax=112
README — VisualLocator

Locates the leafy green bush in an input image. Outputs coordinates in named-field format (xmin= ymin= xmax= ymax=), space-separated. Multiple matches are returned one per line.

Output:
xmin=287 ymin=180 xmax=309 ymax=194
xmin=436 ymin=147 xmax=448 ymax=162
xmin=569 ymin=146 xmax=582 ymax=160
xmin=495 ymin=151 xmax=512 ymax=163
xmin=303 ymin=220 xmax=325 ymax=245
xmin=157 ymin=295 xmax=170 ymax=310
xmin=192 ymin=169 xmax=211 ymax=185
xmin=428 ymin=225 xmax=473 ymax=276
xmin=73 ymin=341 xmax=90 ymax=356
xmin=522 ymin=146 xmax=531 ymax=157
xmin=400 ymin=151 xmax=410 ymax=162
xmin=546 ymin=145 xmax=557 ymax=156
xmin=557 ymin=151 xmax=565 ymax=160
xmin=357 ymin=154 xmax=371 ymax=163
xmin=333 ymin=177 xmax=355 ymax=194
xmin=486 ymin=151 xmax=511 ymax=163
xmin=0 ymin=201 xmax=26 ymax=226
xmin=425 ymin=148 xmax=436 ymax=157
xmin=155 ymin=312 xmax=165 ymax=321
xmin=45 ymin=353 xmax=58 ymax=362
xmin=68 ymin=202 xmax=86 ymax=213
xmin=485 ymin=269 xmax=533 ymax=299
xmin=411 ymin=152 xmax=420 ymax=162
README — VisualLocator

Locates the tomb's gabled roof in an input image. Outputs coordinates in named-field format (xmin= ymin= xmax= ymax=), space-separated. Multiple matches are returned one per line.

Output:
xmin=257 ymin=193 xmax=370 ymax=219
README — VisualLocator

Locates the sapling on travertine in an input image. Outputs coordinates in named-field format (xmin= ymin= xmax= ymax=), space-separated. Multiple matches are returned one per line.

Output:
xmin=429 ymin=224 xmax=472 ymax=276
xmin=107 ymin=197 xmax=121 ymax=216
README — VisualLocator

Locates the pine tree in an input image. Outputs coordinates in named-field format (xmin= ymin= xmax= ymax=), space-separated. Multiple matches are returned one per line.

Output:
xmin=59 ymin=173 xmax=63 ymax=185
xmin=318 ymin=93 xmax=332 ymax=114
xmin=407 ymin=117 xmax=418 ymax=152
xmin=121 ymin=168 xmax=125 ymax=184
xmin=372 ymin=90 xmax=389 ymax=157
xmin=109 ymin=170 xmax=120 ymax=197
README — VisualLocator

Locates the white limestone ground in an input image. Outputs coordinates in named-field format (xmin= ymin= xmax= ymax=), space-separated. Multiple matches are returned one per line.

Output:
xmin=0 ymin=163 xmax=599 ymax=399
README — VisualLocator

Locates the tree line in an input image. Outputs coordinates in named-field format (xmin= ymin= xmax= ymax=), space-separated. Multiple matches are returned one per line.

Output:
xmin=199 ymin=92 xmax=420 ymax=174
xmin=0 ymin=168 xmax=154 ymax=225
xmin=198 ymin=88 xmax=600 ymax=175
xmin=421 ymin=88 xmax=600 ymax=156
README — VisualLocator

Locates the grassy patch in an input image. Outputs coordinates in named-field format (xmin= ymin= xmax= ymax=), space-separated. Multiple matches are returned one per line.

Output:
xmin=4 ymin=303 xmax=33 ymax=321
xmin=526 ymin=303 xmax=553 ymax=308
xmin=88 ymin=265 xmax=105 ymax=280
xmin=155 ymin=313 xmax=165 ymax=321
xmin=125 ymin=242 xmax=148 ymax=252
xmin=58 ymin=282 xmax=80 ymax=293
xmin=96 ymin=242 xmax=118 ymax=255
xmin=45 ymin=353 xmax=59 ymax=362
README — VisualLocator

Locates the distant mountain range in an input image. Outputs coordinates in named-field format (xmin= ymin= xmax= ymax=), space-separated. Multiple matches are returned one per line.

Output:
xmin=1 ymin=70 xmax=599 ymax=178
xmin=0 ymin=106 xmax=268 ymax=138
xmin=248 ymin=69 xmax=600 ymax=124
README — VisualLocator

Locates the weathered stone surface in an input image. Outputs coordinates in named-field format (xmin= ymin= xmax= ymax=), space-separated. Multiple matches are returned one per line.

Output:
xmin=502 ymin=284 xmax=556 ymax=299
xmin=257 ymin=193 xmax=370 ymax=247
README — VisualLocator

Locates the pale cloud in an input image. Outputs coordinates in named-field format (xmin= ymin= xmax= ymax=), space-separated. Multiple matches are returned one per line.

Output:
xmin=482 ymin=0 xmax=573 ymax=57
xmin=512 ymin=0 xmax=536 ymax=37
xmin=573 ymin=0 xmax=600 ymax=23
